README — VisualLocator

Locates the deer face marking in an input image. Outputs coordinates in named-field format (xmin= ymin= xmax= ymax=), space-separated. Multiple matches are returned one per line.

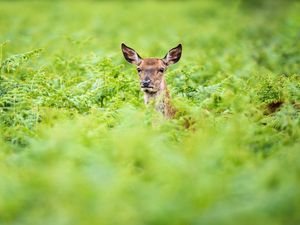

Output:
xmin=121 ymin=43 xmax=182 ymax=94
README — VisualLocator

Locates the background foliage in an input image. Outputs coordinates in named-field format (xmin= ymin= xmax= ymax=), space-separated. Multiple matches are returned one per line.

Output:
xmin=0 ymin=0 xmax=300 ymax=224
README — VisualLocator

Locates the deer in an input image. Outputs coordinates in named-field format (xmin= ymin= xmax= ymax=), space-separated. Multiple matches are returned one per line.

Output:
xmin=121 ymin=43 xmax=182 ymax=118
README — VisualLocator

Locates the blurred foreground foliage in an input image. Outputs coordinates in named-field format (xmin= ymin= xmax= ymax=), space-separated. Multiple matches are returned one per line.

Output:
xmin=0 ymin=0 xmax=300 ymax=225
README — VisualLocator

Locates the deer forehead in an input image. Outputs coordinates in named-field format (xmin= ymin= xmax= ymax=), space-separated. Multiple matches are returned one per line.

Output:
xmin=139 ymin=58 xmax=165 ymax=69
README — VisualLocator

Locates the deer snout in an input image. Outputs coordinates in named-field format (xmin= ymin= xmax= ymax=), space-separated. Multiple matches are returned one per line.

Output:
xmin=141 ymin=79 xmax=151 ymax=88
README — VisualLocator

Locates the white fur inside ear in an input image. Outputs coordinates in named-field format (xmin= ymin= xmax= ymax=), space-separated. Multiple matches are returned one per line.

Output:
xmin=122 ymin=44 xmax=142 ymax=65
xmin=163 ymin=44 xmax=182 ymax=65
xmin=164 ymin=52 xmax=178 ymax=65
xmin=165 ymin=53 xmax=172 ymax=63
xmin=132 ymin=53 xmax=141 ymax=64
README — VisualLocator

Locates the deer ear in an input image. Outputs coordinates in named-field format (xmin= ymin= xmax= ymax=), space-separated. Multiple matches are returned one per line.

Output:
xmin=121 ymin=43 xmax=142 ymax=65
xmin=163 ymin=44 xmax=182 ymax=66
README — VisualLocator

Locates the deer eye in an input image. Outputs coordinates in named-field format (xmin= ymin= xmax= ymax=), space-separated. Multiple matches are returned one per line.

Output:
xmin=137 ymin=68 xmax=142 ymax=73
xmin=159 ymin=68 xmax=165 ymax=73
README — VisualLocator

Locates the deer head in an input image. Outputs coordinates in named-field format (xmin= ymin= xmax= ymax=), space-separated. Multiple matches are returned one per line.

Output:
xmin=121 ymin=43 xmax=182 ymax=118
xmin=121 ymin=43 xmax=182 ymax=94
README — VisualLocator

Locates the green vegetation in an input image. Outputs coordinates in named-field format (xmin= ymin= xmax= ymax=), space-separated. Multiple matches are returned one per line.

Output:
xmin=0 ymin=1 xmax=299 ymax=224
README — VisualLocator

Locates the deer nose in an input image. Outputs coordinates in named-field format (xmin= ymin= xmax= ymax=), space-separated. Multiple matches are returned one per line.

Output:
xmin=141 ymin=80 xmax=151 ymax=87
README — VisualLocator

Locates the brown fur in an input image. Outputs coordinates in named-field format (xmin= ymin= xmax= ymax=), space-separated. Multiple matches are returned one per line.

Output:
xmin=121 ymin=43 xmax=182 ymax=118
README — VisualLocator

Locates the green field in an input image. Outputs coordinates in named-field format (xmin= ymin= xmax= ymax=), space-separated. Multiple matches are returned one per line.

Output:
xmin=0 ymin=0 xmax=300 ymax=224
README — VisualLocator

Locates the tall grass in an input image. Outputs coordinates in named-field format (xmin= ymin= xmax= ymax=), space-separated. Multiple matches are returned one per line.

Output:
xmin=0 ymin=1 xmax=299 ymax=224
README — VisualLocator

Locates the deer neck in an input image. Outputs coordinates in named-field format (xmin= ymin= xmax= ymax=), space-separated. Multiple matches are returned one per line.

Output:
xmin=144 ymin=79 xmax=175 ymax=118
